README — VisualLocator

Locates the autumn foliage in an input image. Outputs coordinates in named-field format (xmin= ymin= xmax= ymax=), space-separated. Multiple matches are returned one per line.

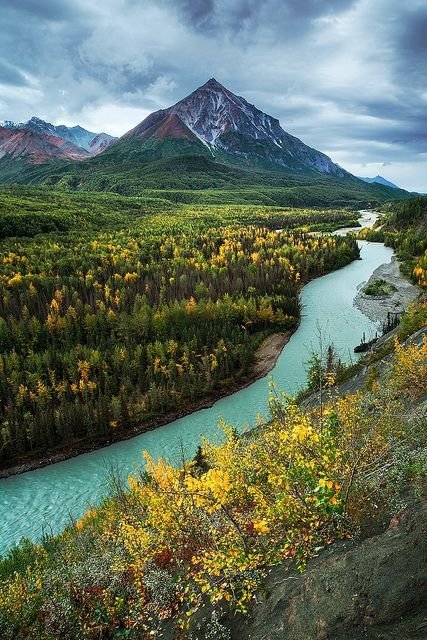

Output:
xmin=0 ymin=333 xmax=425 ymax=639
xmin=0 ymin=193 xmax=359 ymax=465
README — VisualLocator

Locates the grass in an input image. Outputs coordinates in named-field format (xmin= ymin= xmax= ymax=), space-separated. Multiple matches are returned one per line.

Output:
xmin=363 ymin=278 xmax=397 ymax=296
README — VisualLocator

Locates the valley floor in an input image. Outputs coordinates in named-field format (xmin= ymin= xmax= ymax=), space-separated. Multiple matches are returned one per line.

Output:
xmin=2 ymin=246 xmax=409 ymax=480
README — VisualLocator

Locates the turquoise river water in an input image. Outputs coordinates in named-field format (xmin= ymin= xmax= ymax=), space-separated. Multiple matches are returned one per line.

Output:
xmin=0 ymin=227 xmax=393 ymax=552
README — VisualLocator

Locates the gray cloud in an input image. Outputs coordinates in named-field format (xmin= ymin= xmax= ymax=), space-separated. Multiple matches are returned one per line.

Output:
xmin=400 ymin=9 xmax=427 ymax=59
xmin=2 ymin=0 xmax=80 ymax=21
xmin=0 ymin=0 xmax=425 ymax=190
xmin=0 ymin=59 xmax=28 ymax=87
xmin=170 ymin=0 xmax=356 ymax=37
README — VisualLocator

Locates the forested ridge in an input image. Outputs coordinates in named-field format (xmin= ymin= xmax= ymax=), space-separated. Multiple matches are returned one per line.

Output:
xmin=0 ymin=188 xmax=359 ymax=466
xmin=0 ymin=151 xmax=410 ymax=209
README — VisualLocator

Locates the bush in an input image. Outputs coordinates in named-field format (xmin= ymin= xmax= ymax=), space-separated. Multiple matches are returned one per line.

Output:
xmin=363 ymin=278 xmax=397 ymax=296
xmin=1 ymin=336 xmax=426 ymax=638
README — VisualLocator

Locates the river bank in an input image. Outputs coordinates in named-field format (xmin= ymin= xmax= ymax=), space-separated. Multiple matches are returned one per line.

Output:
xmin=0 ymin=214 xmax=373 ymax=481
xmin=354 ymin=255 xmax=420 ymax=324
xmin=0 ymin=331 xmax=290 ymax=479
xmin=0 ymin=237 xmax=394 ymax=552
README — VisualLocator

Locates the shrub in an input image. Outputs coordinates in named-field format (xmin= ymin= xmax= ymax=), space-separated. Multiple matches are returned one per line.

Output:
xmin=363 ymin=278 xmax=397 ymax=296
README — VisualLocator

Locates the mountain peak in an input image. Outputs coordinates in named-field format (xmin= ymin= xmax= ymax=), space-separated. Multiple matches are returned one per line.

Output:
xmin=0 ymin=126 xmax=89 ymax=163
xmin=200 ymin=78 xmax=226 ymax=90
xmin=120 ymin=80 xmax=348 ymax=177
xmin=28 ymin=116 xmax=48 ymax=125
xmin=0 ymin=116 xmax=117 ymax=158
xmin=358 ymin=175 xmax=400 ymax=189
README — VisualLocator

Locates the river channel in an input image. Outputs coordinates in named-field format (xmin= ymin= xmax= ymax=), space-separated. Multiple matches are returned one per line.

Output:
xmin=0 ymin=212 xmax=393 ymax=552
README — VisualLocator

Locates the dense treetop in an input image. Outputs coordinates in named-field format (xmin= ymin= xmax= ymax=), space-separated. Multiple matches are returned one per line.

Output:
xmin=0 ymin=187 xmax=359 ymax=465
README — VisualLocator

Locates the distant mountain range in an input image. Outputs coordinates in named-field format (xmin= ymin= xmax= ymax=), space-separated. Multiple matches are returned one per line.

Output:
xmin=0 ymin=127 xmax=88 ymax=163
xmin=0 ymin=80 xmax=411 ymax=206
xmin=0 ymin=117 xmax=117 ymax=162
xmin=358 ymin=175 xmax=400 ymax=189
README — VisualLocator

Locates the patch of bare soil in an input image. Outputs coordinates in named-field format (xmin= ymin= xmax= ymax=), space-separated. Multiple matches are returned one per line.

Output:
xmin=253 ymin=332 xmax=290 ymax=376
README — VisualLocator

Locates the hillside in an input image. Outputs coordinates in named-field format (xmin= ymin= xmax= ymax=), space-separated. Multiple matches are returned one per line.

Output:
xmin=0 ymin=152 xmax=410 ymax=208
xmin=0 ymin=304 xmax=425 ymax=639
xmin=1 ymin=117 xmax=116 ymax=155
xmin=0 ymin=81 xmax=411 ymax=207
xmin=225 ymin=488 xmax=427 ymax=640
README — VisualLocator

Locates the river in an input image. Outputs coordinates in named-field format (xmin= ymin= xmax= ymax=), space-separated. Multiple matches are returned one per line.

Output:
xmin=0 ymin=212 xmax=392 ymax=553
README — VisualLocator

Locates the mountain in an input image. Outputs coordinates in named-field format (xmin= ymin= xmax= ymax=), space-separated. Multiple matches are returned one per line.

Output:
xmin=0 ymin=80 xmax=411 ymax=206
xmin=1 ymin=117 xmax=117 ymax=156
xmin=359 ymin=175 xmax=400 ymax=189
xmin=88 ymin=132 xmax=117 ymax=155
xmin=117 ymin=78 xmax=348 ymax=176
xmin=0 ymin=126 xmax=89 ymax=163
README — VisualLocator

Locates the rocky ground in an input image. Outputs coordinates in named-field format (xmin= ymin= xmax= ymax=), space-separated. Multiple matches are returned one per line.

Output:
xmin=226 ymin=488 xmax=427 ymax=640
xmin=162 ymin=485 xmax=426 ymax=640
xmin=354 ymin=256 xmax=419 ymax=326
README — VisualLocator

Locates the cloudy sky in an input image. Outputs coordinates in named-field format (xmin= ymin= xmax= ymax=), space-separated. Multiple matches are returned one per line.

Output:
xmin=1 ymin=0 xmax=426 ymax=190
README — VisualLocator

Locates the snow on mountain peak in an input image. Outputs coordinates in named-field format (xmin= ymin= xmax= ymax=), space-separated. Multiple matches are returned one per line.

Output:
xmin=0 ymin=117 xmax=117 ymax=155
xmin=169 ymin=79 xmax=265 ymax=145
xmin=120 ymin=79 xmax=349 ymax=177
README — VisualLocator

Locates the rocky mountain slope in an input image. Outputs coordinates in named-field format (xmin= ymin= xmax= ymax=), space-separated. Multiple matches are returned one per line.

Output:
xmin=0 ymin=126 xmax=89 ymax=162
xmin=1 ymin=117 xmax=116 ymax=157
xmin=119 ymin=78 xmax=349 ymax=176
xmin=87 ymin=132 xmax=117 ymax=155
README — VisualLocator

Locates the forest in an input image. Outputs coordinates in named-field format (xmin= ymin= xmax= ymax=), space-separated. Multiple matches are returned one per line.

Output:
xmin=359 ymin=195 xmax=427 ymax=287
xmin=0 ymin=301 xmax=425 ymax=639
xmin=0 ymin=187 xmax=359 ymax=466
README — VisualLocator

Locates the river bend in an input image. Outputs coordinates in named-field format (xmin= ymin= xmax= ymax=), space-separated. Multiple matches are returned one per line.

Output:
xmin=0 ymin=215 xmax=392 ymax=552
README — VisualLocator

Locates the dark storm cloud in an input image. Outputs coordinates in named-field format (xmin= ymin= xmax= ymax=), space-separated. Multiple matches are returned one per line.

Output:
xmin=176 ymin=0 xmax=215 ymax=29
xmin=400 ymin=9 xmax=427 ymax=59
xmin=0 ymin=1 xmax=88 ymax=77
xmin=172 ymin=0 xmax=356 ymax=36
xmin=1 ymin=0 xmax=79 ymax=21
xmin=0 ymin=0 xmax=425 ymax=189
